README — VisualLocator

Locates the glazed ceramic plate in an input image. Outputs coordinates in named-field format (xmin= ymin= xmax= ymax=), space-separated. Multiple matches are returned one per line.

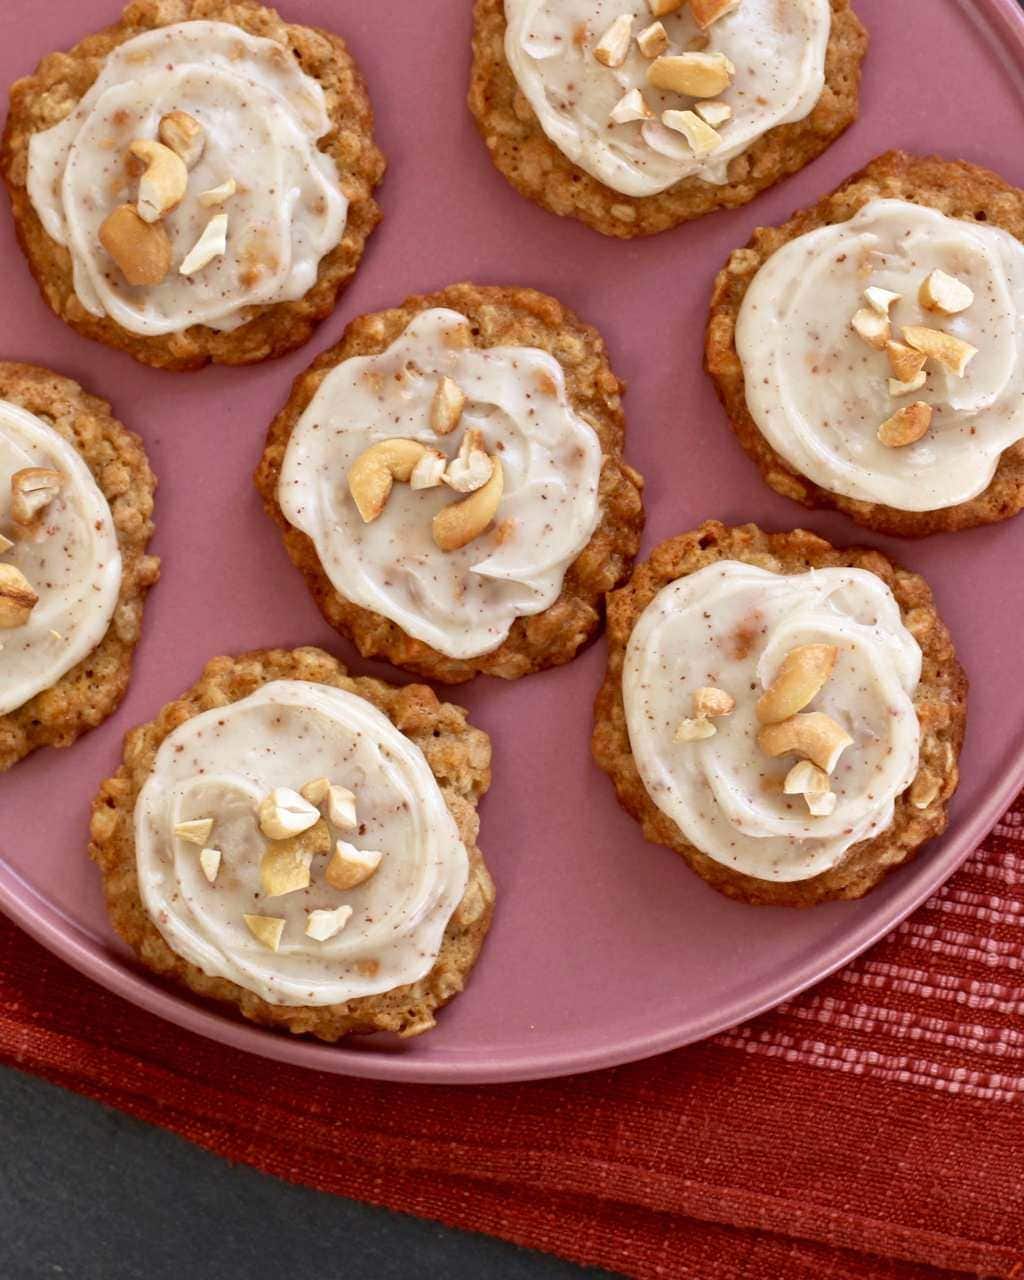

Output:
xmin=1 ymin=0 xmax=1023 ymax=1084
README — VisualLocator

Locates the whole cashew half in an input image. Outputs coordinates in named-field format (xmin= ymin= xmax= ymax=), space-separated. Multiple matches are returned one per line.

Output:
xmin=348 ymin=439 xmax=429 ymax=522
xmin=432 ymin=457 xmax=504 ymax=552
xmin=129 ymin=138 xmax=188 ymax=223
xmin=757 ymin=712 xmax=852 ymax=775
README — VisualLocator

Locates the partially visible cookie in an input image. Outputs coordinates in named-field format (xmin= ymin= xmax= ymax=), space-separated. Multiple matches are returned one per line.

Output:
xmin=90 ymin=646 xmax=495 ymax=1041
xmin=468 ymin=0 xmax=866 ymax=238
xmin=593 ymin=521 xmax=967 ymax=907
xmin=2 ymin=0 xmax=385 ymax=370
xmin=0 ymin=362 xmax=159 ymax=771
xmin=707 ymin=151 xmax=1024 ymax=536
xmin=255 ymin=282 xmax=645 ymax=684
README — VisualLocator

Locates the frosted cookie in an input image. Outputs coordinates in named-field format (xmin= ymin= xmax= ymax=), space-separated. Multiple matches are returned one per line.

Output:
xmin=90 ymin=647 xmax=495 ymax=1040
xmin=468 ymin=0 xmax=865 ymax=238
xmin=1 ymin=1 xmax=384 ymax=371
xmin=708 ymin=152 xmax=1024 ymax=536
xmin=255 ymin=283 xmax=645 ymax=684
xmin=593 ymin=522 xmax=966 ymax=906
xmin=0 ymin=363 xmax=159 ymax=771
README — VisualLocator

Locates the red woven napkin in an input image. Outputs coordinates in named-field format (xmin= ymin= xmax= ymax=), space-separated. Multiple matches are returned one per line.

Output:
xmin=2 ymin=797 xmax=1022 ymax=1280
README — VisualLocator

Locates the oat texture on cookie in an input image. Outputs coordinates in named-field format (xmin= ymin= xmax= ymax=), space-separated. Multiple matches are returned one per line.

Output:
xmin=593 ymin=522 xmax=967 ymax=907
xmin=90 ymin=647 xmax=495 ymax=1041
xmin=469 ymin=0 xmax=865 ymax=237
xmin=1 ymin=0 xmax=385 ymax=370
xmin=255 ymin=283 xmax=645 ymax=684
xmin=0 ymin=363 xmax=158 ymax=772
xmin=708 ymin=152 xmax=1024 ymax=536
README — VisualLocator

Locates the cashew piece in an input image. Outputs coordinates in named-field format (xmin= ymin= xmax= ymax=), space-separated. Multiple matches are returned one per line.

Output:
xmin=11 ymin=467 xmax=63 ymax=529
xmin=158 ymin=111 xmax=206 ymax=169
xmin=693 ymin=686 xmax=735 ymax=718
xmin=432 ymin=457 xmax=504 ymax=552
xmin=757 ymin=713 xmax=852 ymax=775
xmin=99 ymin=205 xmax=172 ymax=285
xmin=129 ymin=138 xmax=188 ymax=222
xmin=348 ymin=439 xmax=429 ymax=523
xmin=756 ymin=644 xmax=838 ymax=725
xmin=0 ymin=563 xmax=38 ymax=628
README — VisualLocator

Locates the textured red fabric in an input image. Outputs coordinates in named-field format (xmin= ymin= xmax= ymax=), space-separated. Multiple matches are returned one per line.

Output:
xmin=2 ymin=798 xmax=1023 ymax=1280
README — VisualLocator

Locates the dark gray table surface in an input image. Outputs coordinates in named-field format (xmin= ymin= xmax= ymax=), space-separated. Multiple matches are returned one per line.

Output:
xmin=1 ymin=1066 xmax=612 ymax=1279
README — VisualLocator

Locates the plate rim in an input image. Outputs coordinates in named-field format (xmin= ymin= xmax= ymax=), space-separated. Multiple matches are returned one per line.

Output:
xmin=1 ymin=0 xmax=1023 ymax=1086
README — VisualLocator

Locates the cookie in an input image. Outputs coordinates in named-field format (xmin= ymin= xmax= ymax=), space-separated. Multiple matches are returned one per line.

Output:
xmin=255 ymin=282 xmax=645 ymax=684
xmin=592 ymin=521 xmax=967 ymax=907
xmin=468 ymin=0 xmax=866 ymax=239
xmin=2 ymin=0 xmax=384 ymax=371
xmin=0 ymin=362 xmax=159 ymax=771
xmin=89 ymin=646 xmax=496 ymax=1041
xmin=707 ymin=151 xmax=1024 ymax=536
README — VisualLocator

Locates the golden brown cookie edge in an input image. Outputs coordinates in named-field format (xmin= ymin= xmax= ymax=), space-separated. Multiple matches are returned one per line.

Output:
xmin=591 ymin=519 xmax=968 ymax=907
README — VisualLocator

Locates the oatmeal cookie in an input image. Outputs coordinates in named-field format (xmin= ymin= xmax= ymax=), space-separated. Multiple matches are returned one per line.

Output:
xmin=255 ymin=282 xmax=645 ymax=684
xmin=2 ymin=0 xmax=384 ymax=370
xmin=468 ymin=0 xmax=866 ymax=239
xmin=706 ymin=151 xmax=1024 ymax=536
xmin=592 ymin=521 xmax=967 ymax=906
xmin=0 ymin=362 xmax=159 ymax=771
xmin=89 ymin=646 xmax=495 ymax=1041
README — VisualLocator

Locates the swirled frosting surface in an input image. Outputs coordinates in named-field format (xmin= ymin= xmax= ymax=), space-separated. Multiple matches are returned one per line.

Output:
xmin=623 ymin=561 xmax=922 ymax=882
xmin=504 ymin=0 xmax=829 ymax=197
xmin=27 ymin=21 xmax=346 ymax=336
xmin=134 ymin=681 xmax=470 ymax=1006
xmin=0 ymin=400 xmax=121 ymax=716
xmin=736 ymin=199 xmax=1024 ymax=511
xmin=277 ymin=308 xmax=603 ymax=660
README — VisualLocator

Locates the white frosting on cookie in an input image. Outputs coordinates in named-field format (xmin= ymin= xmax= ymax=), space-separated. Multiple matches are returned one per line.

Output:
xmin=736 ymin=199 xmax=1024 ymax=511
xmin=504 ymin=0 xmax=830 ymax=197
xmin=278 ymin=308 xmax=603 ymax=660
xmin=134 ymin=680 xmax=470 ymax=1006
xmin=623 ymin=561 xmax=922 ymax=882
xmin=0 ymin=400 xmax=121 ymax=716
xmin=27 ymin=21 xmax=346 ymax=336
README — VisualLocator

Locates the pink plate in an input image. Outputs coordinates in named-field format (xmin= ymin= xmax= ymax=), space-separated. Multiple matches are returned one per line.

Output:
xmin=1 ymin=0 xmax=1023 ymax=1085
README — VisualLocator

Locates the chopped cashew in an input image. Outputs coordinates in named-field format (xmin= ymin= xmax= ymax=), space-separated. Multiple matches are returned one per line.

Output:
xmin=10 ymin=468 xmax=63 ymax=529
xmin=179 ymin=213 xmax=228 ymax=275
xmin=695 ymin=100 xmax=732 ymax=127
xmin=693 ymin=686 xmax=735 ymax=718
xmin=326 ymin=785 xmax=358 ymax=832
xmin=784 ymin=761 xmax=836 ymax=817
xmin=299 ymin=776 xmax=331 ymax=806
xmin=886 ymin=340 xmax=927 ymax=383
xmin=99 ymin=205 xmax=172 ymax=286
xmin=243 ymin=914 xmax=285 ymax=952
xmin=864 ymin=286 xmax=901 ymax=315
xmin=636 ymin=21 xmax=669 ymax=58
xmin=610 ymin=88 xmax=654 ymax=124
xmin=851 ymin=308 xmax=890 ymax=350
xmin=260 ymin=843 xmax=313 ymax=897
xmin=691 ymin=0 xmax=741 ymax=28
xmin=129 ymin=138 xmax=188 ymax=223
xmin=919 ymin=269 xmax=974 ymax=316
xmin=173 ymin=818 xmax=214 ymax=846
xmin=757 ymin=713 xmax=853 ymax=775
xmin=662 ymin=109 xmax=721 ymax=155
xmin=888 ymin=371 xmax=927 ymax=397
xmin=0 ymin=563 xmax=38 ymax=629
xmin=158 ymin=111 xmax=206 ymax=169
xmin=878 ymin=401 xmax=933 ymax=448
xmin=647 ymin=0 xmax=685 ymax=15
xmin=199 ymin=847 xmax=221 ymax=884
xmin=305 ymin=906 xmax=353 ymax=943
xmin=410 ymin=448 xmax=447 ymax=490
xmin=756 ymin=644 xmax=838 ymax=725
xmin=444 ymin=428 xmax=495 ymax=493
xmin=594 ymin=14 xmax=633 ymax=67
xmin=430 ymin=376 xmax=466 ymax=436
xmin=198 ymin=177 xmax=237 ymax=207
xmin=647 ymin=51 xmax=734 ymax=97
xmin=901 ymin=326 xmax=977 ymax=377
xmin=257 ymin=787 xmax=320 ymax=840
xmin=348 ymin=438 xmax=429 ymax=522
xmin=325 ymin=840 xmax=384 ymax=891
xmin=432 ymin=457 xmax=504 ymax=552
